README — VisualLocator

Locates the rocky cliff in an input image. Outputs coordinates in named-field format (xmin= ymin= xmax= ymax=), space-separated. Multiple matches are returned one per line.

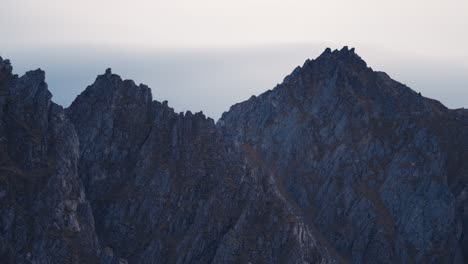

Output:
xmin=0 ymin=47 xmax=467 ymax=263
xmin=219 ymin=47 xmax=468 ymax=263
xmin=0 ymin=57 xmax=99 ymax=263
xmin=65 ymin=69 xmax=333 ymax=264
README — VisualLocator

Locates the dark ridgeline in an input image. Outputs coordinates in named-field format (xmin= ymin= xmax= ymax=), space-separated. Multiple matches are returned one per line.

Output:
xmin=0 ymin=47 xmax=467 ymax=263
xmin=219 ymin=47 xmax=468 ymax=263
xmin=0 ymin=58 xmax=100 ymax=263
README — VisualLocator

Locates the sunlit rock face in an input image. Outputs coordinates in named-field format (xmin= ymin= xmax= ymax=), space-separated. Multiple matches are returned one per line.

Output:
xmin=1 ymin=47 xmax=468 ymax=263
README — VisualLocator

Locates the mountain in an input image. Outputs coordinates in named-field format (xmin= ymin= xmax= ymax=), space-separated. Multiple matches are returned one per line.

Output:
xmin=0 ymin=58 xmax=99 ymax=263
xmin=0 ymin=47 xmax=467 ymax=263
xmin=65 ymin=68 xmax=333 ymax=263
xmin=219 ymin=47 xmax=468 ymax=263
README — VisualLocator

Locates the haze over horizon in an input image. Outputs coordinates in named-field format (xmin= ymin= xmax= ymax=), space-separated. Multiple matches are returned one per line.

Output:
xmin=3 ymin=2 xmax=468 ymax=263
xmin=2 ymin=0 xmax=467 ymax=119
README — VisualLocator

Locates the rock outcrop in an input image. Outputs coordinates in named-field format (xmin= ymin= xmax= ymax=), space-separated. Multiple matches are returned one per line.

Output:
xmin=1 ymin=47 xmax=467 ymax=263
xmin=65 ymin=69 xmax=335 ymax=263
xmin=219 ymin=47 xmax=468 ymax=263
xmin=0 ymin=57 xmax=100 ymax=263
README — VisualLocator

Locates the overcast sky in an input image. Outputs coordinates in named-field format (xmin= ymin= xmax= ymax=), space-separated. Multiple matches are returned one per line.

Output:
xmin=1 ymin=0 xmax=467 ymax=119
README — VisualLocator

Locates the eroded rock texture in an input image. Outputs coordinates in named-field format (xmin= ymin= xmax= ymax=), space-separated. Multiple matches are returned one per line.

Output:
xmin=1 ymin=47 xmax=467 ymax=264
xmin=219 ymin=47 xmax=468 ymax=263
xmin=0 ymin=57 xmax=99 ymax=263
xmin=66 ymin=69 xmax=335 ymax=264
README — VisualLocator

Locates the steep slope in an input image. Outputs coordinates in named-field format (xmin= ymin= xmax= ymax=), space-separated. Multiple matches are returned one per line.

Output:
xmin=2 ymin=47 xmax=467 ymax=264
xmin=66 ymin=69 xmax=337 ymax=263
xmin=219 ymin=47 xmax=468 ymax=263
xmin=0 ymin=57 xmax=100 ymax=263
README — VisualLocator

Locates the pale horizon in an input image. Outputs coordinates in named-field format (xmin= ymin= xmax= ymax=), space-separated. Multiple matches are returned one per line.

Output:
xmin=2 ymin=43 xmax=467 ymax=120
xmin=1 ymin=0 xmax=467 ymax=119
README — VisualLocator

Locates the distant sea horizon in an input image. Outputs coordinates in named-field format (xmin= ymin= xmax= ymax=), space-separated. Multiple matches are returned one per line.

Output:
xmin=2 ymin=43 xmax=467 ymax=120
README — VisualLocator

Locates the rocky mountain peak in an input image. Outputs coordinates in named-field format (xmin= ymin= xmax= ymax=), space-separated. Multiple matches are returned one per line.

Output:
xmin=318 ymin=46 xmax=357 ymax=58
xmin=281 ymin=46 xmax=370 ymax=87
xmin=0 ymin=56 xmax=13 ymax=76
xmin=69 ymin=68 xmax=153 ymax=112
xmin=0 ymin=56 xmax=100 ymax=263
xmin=310 ymin=46 xmax=368 ymax=72
xmin=1 ymin=49 xmax=468 ymax=264
xmin=0 ymin=57 xmax=16 ymax=91
xmin=105 ymin=67 xmax=112 ymax=76
xmin=219 ymin=47 xmax=468 ymax=263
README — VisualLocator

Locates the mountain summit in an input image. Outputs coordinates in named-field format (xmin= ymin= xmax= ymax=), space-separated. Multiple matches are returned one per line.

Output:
xmin=219 ymin=47 xmax=468 ymax=263
xmin=1 ymin=48 xmax=467 ymax=263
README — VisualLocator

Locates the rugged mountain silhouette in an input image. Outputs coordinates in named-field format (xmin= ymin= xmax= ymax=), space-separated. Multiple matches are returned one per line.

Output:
xmin=0 ymin=47 xmax=467 ymax=263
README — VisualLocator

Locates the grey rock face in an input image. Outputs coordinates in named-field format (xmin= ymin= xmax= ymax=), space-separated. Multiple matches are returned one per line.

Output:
xmin=0 ymin=57 xmax=99 ymax=263
xmin=66 ymin=70 xmax=336 ymax=263
xmin=219 ymin=47 xmax=468 ymax=263
xmin=1 ymin=47 xmax=467 ymax=263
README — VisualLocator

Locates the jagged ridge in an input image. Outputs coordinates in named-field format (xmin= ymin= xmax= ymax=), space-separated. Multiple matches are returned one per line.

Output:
xmin=1 ymin=47 xmax=468 ymax=264
xmin=219 ymin=47 xmax=468 ymax=263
